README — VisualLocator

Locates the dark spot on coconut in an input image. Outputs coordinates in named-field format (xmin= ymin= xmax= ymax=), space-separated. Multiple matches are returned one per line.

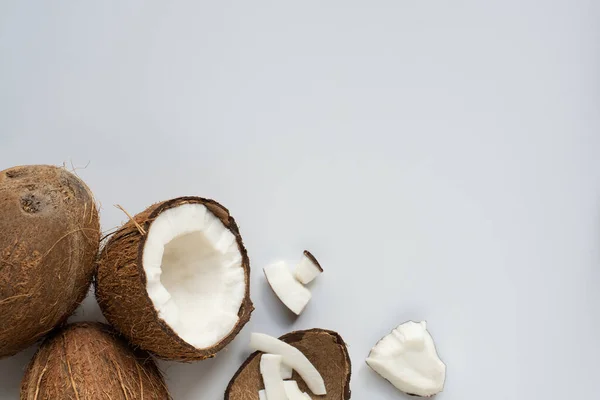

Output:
xmin=20 ymin=194 xmax=43 ymax=214
xmin=5 ymin=169 xmax=25 ymax=179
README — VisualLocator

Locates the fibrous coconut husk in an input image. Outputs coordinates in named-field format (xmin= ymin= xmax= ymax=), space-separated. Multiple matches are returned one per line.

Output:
xmin=0 ymin=165 xmax=100 ymax=358
xmin=95 ymin=196 xmax=253 ymax=361
xmin=21 ymin=322 xmax=170 ymax=400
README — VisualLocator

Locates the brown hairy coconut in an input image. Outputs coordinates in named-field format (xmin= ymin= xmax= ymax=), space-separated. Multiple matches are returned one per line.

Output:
xmin=0 ymin=165 xmax=100 ymax=358
xmin=225 ymin=329 xmax=352 ymax=400
xmin=21 ymin=322 xmax=170 ymax=400
xmin=96 ymin=196 xmax=253 ymax=361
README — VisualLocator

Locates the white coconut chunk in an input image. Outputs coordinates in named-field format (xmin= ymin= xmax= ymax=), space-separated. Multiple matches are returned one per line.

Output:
xmin=293 ymin=251 xmax=323 ymax=284
xmin=263 ymin=262 xmax=311 ymax=315
xmin=280 ymin=363 xmax=293 ymax=380
xmin=259 ymin=381 xmax=311 ymax=400
xmin=251 ymin=333 xmax=326 ymax=395
xmin=283 ymin=381 xmax=312 ymax=400
xmin=142 ymin=203 xmax=245 ymax=349
xmin=366 ymin=321 xmax=446 ymax=397
xmin=260 ymin=354 xmax=288 ymax=400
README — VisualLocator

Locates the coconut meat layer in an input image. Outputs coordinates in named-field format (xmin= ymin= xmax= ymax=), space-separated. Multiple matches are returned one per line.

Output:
xmin=366 ymin=321 xmax=446 ymax=397
xmin=142 ymin=203 xmax=245 ymax=349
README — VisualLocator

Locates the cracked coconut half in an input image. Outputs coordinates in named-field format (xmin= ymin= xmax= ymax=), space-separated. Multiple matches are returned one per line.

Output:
xmin=226 ymin=329 xmax=352 ymax=400
xmin=96 ymin=197 xmax=253 ymax=361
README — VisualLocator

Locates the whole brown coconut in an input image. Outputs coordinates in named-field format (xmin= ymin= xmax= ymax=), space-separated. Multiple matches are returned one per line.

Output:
xmin=96 ymin=197 xmax=253 ymax=361
xmin=0 ymin=165 xmax=100 ymax=358
xmin=21 ymin=322 xmax=170 ymax=400
xmin=226 ymin=329 xmax=352 ymax=400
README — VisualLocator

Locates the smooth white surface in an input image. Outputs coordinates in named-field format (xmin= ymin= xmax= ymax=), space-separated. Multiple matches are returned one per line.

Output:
xmin=264 ymin=261 xmax=312 ymax=315
xmin=0 ymin=1 xmax=599 ymax=399
xmin=260 ymin=354 xmax=287 ymax=400
xmin=293 ymin=254 xmax=322 ymax=285
xmin=366 ymin=321 xmax=446 ymax=397
xmin=143 ymin=203 xmax=245 ymax=349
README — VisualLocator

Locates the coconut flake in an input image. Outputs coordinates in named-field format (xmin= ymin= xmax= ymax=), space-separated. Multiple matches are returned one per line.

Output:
xmin=142 ymin=203 xmax=245 ymax=349
xmin=366 ymin=321 xmax=446 ymax=397
xmin=280 ymin=363 xmax=293 ymax=380
xmin=250 ymin=333 xmax=326 ymax=395
xmin=259 ymin=381 xmax=311 ymax=400
xmin=293 ymin=251 xmax=323 ymax=284
xmin=263 ymin=262 xmax=311 ymax=315
xmin=260 ymin=354 xmax=287 ymax=400
xmin=283 ymin=381 xmax=311 ymax=399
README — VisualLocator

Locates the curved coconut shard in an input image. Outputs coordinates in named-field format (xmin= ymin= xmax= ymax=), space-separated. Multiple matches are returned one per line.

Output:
xmin=96 ymin=197 xmax=253 ymax=361
xmin=226 ymin=329 xmax=351 ymax=400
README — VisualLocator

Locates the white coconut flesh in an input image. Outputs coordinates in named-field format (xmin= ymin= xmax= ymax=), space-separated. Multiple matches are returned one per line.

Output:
xmin=251 ymin=333 xmax=326 ymax=395
xmin=293 ymin=252 xmax=322 ymax=284
xmin=259 ymin=381 xmax=311 ymax=400
xmin=142 ymin=203 xmax=246 ymax=349
xmin=260 ymin=354 xmax=288 ymax=400
xmin=366 ymin=321 xmax=446 ymax=397
xmin=263 ymin=262 xmax=311 ymax=315
xmin=280 ymin=363 xmax=293 ymax=380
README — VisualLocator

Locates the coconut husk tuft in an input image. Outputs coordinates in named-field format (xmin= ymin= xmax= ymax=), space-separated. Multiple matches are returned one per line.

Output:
xmin=0 ymin=165 xmax=100 ymax=358
xmin=20 ymin=322 xmax=170 ymax=400
xmin=225 ymin=329 xmax=352 ymax=400
xmin=95 ymin=196 xmax=254 ymax=361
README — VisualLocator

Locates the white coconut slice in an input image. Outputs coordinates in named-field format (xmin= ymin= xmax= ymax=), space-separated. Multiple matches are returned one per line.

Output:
xmin=259 ymin=381 xmax=311 ymax=400
xmin=142 ymin=203 xmax=246 ymax=349
xmin=280 ymin=363 xmax=293 ymax=380
xmin=366 ymin=321 xmax=446 ymax=397
xmin=260 ymin=354 xmax=288 ymax=400
xmin=283 ymin=381 xmax=312 ymax=399
xmin=250 ymin=333 xmax=326 ymax=395
xmin=293 ymin=251 xmax=323 ymax=284
xmin=263 ymin=262 xmax=311 ymax=315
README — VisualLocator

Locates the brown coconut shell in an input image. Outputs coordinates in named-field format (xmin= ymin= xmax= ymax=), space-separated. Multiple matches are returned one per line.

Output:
xmin=95 ymin=196 xmax=254 ymax=361
xmin=0 ymin=165 xmax=100 ymax=358
xmin=21 ymin=322 xmax=170 ymax=400
xmin=225 ymin=329 xmax=352 ymax=400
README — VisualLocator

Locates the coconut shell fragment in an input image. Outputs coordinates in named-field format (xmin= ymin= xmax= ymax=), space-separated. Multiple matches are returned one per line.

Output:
xmin=225 ymin=329 xmax=352 ymax=400
xmin=21 ymin=322 xmax=170 ymax=400
xmin=96 ymin=196 xmax=253 ymax=361
xmin=0 ymin=165 xmax=100 ymax=358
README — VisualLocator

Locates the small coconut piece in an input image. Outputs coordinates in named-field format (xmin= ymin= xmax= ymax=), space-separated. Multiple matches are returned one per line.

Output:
xmin=280 ymin=363 xmax=293 ymax=380
xmin=251 ymin=333 xmax=325 ymax=394
xmin=96 ymin=196 xmax=253 ymax=361
xmin=21 ymin=322 xmax=170 ymax=399
xmin=366 ymin=321 xmax=446 ymax=397
xmin=0 ymin=165 xmax=100 ymax=358
xmin=259 ymin=381 xmax=311 ymax=400
xmin=293 ymin=250 xmax=323 ymax=284
xmin=264 ymin=261 xmax=311 ymax=315
xmin=283 ymin=381 xmax=312 ymax=399
xmin=260 ymin=354 xmax=288 ymax=400
xmin=226 ymin=329 xmax=351 ymax=400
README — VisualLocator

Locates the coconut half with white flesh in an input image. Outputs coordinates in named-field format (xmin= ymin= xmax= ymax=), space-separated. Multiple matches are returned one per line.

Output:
xmin=264 ymin=261 xmax=311 ymax=315
xmin=96 ymin=197 xmax=253 ymax=361
xmin=366 ymin=321 xmax=446 ymax=397
xmin=293 ymin=250 xmax=323 ymax=284
xmin=225 ymin=329 xmax=352 ymax=400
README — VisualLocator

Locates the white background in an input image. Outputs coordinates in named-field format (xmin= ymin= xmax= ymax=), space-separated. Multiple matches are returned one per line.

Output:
xmin=1 ymin=1 xmax=599 ymax=399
